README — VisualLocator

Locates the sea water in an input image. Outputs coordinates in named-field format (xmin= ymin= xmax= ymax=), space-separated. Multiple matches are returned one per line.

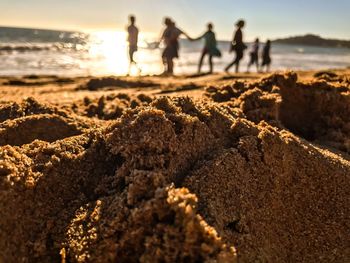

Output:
xmin=0 ymin=27 xmax=349 ymax=76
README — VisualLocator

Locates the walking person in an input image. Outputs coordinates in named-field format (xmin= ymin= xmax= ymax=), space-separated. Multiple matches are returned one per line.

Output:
xmin=247 ymin=38 xmax=260 ymax=72
xmin=160 ymin=17 xmax=191 ymax=75
xmin=261 ymin=40 xmax=272 ymax=72
xmin=225 ymin=19 xmax=247 ymax=73
xmin=191 ymin=23 xmax=221 ymax=74
xmin=126 ymin=15 xmax=140 ymax=74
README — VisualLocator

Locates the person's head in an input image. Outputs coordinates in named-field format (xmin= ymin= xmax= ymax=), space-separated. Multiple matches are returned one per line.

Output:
xmin=129 ymin=15 xmax=136 ymax=25
xmin=207 ymin=23 xmax=213 ymax=31
xmin=266 ymin=39 xmax=271 ymax=46
xmin=236 ymin=19 xmax=245 ymax=28
xmin=164 ymin=17 xmax=172 ymax=26
xmin=255 ymin=38 xmax=259 ymax=43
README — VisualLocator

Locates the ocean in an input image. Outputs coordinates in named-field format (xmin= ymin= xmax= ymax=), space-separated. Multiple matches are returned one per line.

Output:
xmin=0 ymin=27 xmax=349 ymax=76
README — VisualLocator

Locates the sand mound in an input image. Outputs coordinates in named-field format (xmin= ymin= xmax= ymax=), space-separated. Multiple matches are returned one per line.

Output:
xmin=0 ymin=97 xmax=68 ymax=122
xmin=0 ymin=114 xmax=84 ymax=146
xmin=313 ymin=70 xmax=350 ymax=84
xmin=206 ymin=72 xmax=350 ymax=154
xmin=158 ymin=83 xmax=202 ymax=94
xmin=1 ymin=74 xmax=349 ymax=262
xmin=0 ymin=98 xmax=99 ymax=146
xmin=5 ymin=77 xmax=75 ymax=86
xmin=79 ymin=77 xmax=159 ymax=91
xmin=184 ymin=120 xmax=350 ymax=262
xmin=0 ymin=97 xmax=238 ymax=262
xmin=67 ymin=93 xmax=153 ymax=120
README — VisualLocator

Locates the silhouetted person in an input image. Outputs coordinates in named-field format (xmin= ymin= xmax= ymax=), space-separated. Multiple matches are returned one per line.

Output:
xmin=225 ymin=20 xmax=247 ymax=73
xmin=191 ymin=23 xmax=221 ymax=74
xmin=261 ymin=40 xmax=271 ymax=72
xmin=247 ymin=38 xmax=259 ymax=72
xmin=160 ymin=17 xmax=191 ymax=75
xmin=126 ymin=15 xmax=140 ymax=74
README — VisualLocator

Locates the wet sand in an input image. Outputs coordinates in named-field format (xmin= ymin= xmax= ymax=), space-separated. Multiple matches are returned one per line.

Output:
xmin=0 ymin=69 xmax=349 ymax=262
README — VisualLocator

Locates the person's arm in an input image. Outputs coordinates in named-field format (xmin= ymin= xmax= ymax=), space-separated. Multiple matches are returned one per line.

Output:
xmin=183 ymin=31 xmax=194 ymax=41
xmin=229 ymin=32 xmax=236 ymax=53
xmin=173 ymin=28 xmax=193 ymax=41
xmin=191 ymin=32 xmax=206 ymax=42
xmin=158 ymin=29 xmax=166 ymax=45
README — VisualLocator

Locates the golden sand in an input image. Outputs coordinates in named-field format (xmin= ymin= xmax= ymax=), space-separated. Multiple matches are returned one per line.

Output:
xmin=0 ymin=70 xmax=349 ymax=262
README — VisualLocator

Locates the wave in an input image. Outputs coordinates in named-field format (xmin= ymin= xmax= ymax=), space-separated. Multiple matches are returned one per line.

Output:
xmin=0 ymin=26 xmax=89 ymax=44
xmin=0 ymin=43 xmax=88 ymax=53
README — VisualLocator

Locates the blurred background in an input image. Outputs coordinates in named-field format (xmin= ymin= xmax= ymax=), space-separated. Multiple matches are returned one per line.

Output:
xmin=1 ymin=0 xmax=349 ymax=76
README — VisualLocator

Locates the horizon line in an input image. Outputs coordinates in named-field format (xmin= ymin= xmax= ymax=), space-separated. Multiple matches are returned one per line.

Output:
xmin=1 ymin=24 xmax=350 ymax=42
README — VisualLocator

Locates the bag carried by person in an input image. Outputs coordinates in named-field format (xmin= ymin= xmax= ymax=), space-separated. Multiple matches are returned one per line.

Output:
xmin=212 ymin=47 xmax=222 ymax=57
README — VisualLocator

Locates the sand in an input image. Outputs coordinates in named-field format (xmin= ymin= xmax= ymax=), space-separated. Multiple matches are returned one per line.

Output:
xmin=0 ymin=69 xmax=349 ymax=262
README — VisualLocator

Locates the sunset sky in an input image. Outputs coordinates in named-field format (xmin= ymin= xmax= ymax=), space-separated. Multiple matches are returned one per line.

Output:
xmin=2 ymin=0 xmax=350 ymax=41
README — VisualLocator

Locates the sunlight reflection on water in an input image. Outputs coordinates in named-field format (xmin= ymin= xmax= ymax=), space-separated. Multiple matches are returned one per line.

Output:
xmin=0 ymin=28 xmax=349 ymax=76
xmin=87 ymin=31 xmax=163 ymax=76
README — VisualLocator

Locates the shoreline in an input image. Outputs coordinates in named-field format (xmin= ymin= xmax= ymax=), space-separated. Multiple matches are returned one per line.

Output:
xmin=1 ymin=68 xmax=349 ymax=103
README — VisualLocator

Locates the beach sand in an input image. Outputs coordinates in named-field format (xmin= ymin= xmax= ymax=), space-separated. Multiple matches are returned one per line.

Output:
xmin=0 ymin=69 xmax=350 ymax=262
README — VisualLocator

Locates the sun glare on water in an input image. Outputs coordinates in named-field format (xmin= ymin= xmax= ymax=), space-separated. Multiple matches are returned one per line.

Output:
xmin=88 ymin=31 xmax=161 ymax=76
xmin=89 ymin=31 xmax=129 ymax=75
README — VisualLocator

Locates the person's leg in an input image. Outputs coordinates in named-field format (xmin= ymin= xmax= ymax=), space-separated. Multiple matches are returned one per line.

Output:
xmin=162 ymin=55 xmax=168 ymax=74
xmin=129 ymin=47 xmax=135 ymax=64
xmin=198 ymin=51 xmax=206 ymax=73
xmin=225 ymin=55 xmax=237 ymax=72
xmin=247 ymin=54 xmax=253 ymax=72
xmin=209 ymin=55 xmax=213 ymax=73
xmin=131 ymin=49 xmax=141 ymax=74
xmin=226 ymin=48 xmax=241 ymax=72
xmin=234 ymin=55 xmax=240 ymax=73
xmin=167 ymin=58 xmax=174 ymax=74
xmin=225 ymin=61 xmax=234 ymax=72
xmin=127 ymin=48 xmax=133 ymax=75
xmin=235 ymin=50 xmax=243 ymax=73
xmin=129 ymin=48 xmax=142 ymax=74
xmin=161 ymin=48 xmax=169 ymax=75
xmin=227 ymin=51 xmax=240 ymax=73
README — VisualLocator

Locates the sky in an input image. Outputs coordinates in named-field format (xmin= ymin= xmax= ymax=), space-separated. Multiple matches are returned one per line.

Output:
xmin=1 ymin=0 xmax=350 ymax=41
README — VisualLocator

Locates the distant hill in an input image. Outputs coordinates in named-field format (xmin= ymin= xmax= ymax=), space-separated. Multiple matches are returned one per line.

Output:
xmin=273 ymin=34 xmax=350 ymax=48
